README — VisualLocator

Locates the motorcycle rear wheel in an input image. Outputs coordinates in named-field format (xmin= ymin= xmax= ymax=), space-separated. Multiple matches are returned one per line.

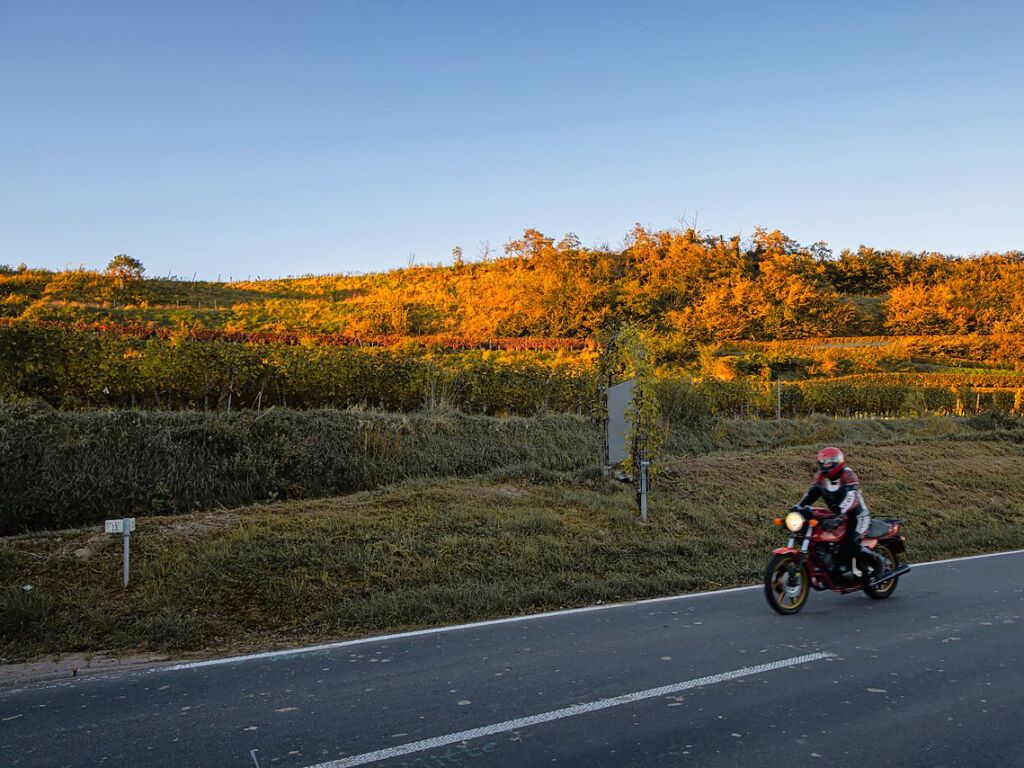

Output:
xmin=764 ymin=554 xmax=810 ymax=615
xmin=864 ymin=544 xmax=900 ymax=600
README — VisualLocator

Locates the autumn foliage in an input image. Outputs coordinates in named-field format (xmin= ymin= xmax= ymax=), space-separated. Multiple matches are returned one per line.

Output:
xmin=2 ymin=225 xmax=1023 ymax=416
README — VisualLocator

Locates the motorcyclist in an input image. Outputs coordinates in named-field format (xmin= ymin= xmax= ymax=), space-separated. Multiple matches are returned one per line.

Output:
xmin=793 ymin=447 xmax=888 ymax=582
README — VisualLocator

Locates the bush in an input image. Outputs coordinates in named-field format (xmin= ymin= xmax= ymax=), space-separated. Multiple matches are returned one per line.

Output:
xmin=0 ymin=404 xmax=598 ymax=533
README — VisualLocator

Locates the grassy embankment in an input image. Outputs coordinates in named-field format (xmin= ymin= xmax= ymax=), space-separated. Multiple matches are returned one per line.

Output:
xmin=0 ymin=403 xmax=1008 ymax=533
xmin=0 ymin=405 xmax=595 ymax=533
xmin=3 ymin=418 xmax=1023 ymax=663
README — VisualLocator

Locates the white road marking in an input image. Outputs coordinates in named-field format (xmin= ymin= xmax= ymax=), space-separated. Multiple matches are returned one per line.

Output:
xmin=910 ymin=548 xmax=1024 ymax=568
xmin=300 ymin=652 xmax=834 ymax=768
xmin=157 ymin=548 xmax=1024 ymax=674
xmin=158 ymin=585 xmax=759 ymax=672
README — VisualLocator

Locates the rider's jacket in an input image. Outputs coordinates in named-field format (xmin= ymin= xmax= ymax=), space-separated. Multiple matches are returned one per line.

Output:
xmin=798 ymin=467 xmax=870 ymax=537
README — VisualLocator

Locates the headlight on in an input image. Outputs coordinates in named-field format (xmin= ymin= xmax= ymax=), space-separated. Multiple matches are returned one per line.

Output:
xmin=785 ymin=511 xmax=805 ymax=532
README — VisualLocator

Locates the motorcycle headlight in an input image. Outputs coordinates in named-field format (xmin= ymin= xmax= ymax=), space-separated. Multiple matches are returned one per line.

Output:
xmin=785 ymin=511 xmax=805 ymax=532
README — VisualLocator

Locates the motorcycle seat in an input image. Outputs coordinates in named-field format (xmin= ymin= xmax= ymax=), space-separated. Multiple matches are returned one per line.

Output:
xmin=865 ymin=519 xmax=892 ymax=538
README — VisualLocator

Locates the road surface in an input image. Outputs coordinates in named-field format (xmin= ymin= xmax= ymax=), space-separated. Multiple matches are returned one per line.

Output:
xmin=2 ymin=550 xmax=1022 ymax=767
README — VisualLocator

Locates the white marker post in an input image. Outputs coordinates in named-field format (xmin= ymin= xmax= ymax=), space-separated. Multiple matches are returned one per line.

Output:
xmin=104 ymin=518 xmax=136 ymax=588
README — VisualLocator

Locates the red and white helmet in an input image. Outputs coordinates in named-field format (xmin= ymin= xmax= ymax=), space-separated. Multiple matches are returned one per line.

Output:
xmin=816 ymin=446 xmax=846 ymax=479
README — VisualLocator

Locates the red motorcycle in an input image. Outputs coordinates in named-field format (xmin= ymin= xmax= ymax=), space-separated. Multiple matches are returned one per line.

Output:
xmin=764 ymin=505 xmax=911 ymax=614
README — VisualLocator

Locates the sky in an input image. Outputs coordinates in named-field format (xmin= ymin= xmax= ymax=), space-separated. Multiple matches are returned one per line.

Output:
xmin=2 ymin=0 xmax=1022 ymax=279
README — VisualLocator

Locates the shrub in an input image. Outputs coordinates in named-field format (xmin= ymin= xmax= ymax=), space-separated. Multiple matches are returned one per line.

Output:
xmin=0 ymin=404 xmax=598 ymax=533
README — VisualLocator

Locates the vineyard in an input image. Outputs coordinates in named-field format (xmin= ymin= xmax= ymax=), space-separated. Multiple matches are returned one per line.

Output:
xmin=3 ymin=227 xmax=1024 ymax=418
xmin=0 ymin=321 xmax=596 ymax=413
xmin=7 ymin=320 xmax=595 ymax=351
xmin=3 ymin=320 xmax=1023 ymax=417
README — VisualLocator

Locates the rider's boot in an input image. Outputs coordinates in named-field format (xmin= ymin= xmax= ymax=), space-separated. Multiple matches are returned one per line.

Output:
xmin=836 ymin=560 xmax=857 ymax=586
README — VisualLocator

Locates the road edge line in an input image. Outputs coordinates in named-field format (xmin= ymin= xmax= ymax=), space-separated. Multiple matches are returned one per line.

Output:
xmin=157 ymin=547 xmax=1024 ymax=673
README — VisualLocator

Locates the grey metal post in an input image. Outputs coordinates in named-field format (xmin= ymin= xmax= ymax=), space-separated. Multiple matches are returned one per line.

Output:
xmin=639 ymin=459 xmax=649 ymax=524
xmin=601 ymin=374 xmax=607 ymax=475
xmin=122 ymin=516 xmax=130 ymax=588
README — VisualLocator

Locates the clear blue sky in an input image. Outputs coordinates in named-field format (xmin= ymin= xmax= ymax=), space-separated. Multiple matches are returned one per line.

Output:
xmin=2 ymin=1 xmax=1022 ymax=279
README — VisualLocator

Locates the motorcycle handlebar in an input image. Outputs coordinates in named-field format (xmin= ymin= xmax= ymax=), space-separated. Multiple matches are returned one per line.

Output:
xmin=790 ymin=505 xmax=841 ymax=520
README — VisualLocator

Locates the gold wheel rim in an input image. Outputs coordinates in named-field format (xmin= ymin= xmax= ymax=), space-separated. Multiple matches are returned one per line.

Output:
xmin=874 ymin=547 xmax=898 ymax=594
xmin=771 ymin=558 xmax=808 ymax=609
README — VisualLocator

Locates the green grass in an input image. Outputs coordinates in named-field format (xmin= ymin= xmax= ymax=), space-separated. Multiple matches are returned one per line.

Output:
xmin=4 ymin=405 xmax=1021 ymax=534
xmin=0 ymin=405 xmax=598 ymax=533
xmin=3 ymin=438 xmax=1023 ymax=663
xmin=6 ymin=404 xmax=1021 ymax=534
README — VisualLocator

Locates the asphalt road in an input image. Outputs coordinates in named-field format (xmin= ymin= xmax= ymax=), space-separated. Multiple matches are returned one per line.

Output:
xmin=2 ymin=550 xmax=1023 ymax=768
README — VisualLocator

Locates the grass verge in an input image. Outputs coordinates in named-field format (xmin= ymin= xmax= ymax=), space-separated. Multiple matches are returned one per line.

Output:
xmin=3 ymin=438 xmax=1023 ymax=663
xmin=4 ymin=404 xmax=1021 ymax=534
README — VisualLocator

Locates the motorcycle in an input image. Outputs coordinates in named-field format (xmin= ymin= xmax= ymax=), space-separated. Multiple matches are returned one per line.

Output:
xmin=764 ymin=505 xmax=911 ymax=614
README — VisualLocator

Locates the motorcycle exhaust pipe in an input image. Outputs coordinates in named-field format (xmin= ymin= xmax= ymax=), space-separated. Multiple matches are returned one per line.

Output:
xmin=868 ymin=564 xmax=911 ymax=587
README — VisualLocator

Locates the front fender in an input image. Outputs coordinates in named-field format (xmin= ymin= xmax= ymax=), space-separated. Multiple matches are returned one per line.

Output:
xmin=772 ymin=546 xmax=800 ymax=555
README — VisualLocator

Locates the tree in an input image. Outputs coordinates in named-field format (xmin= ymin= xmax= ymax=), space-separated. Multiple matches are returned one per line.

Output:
xmin=106 ymin=255 xmax=145 ymax=292
xmin=504 ymin=229 xmax=554 ymax=261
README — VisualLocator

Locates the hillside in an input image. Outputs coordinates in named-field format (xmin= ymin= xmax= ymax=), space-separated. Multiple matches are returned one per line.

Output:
xmin=4 ymin=226 xmax=1024 ymax=342
xmin=4 ymin=435 xmax=1023 ymax=662
xmin=4 ymin=226 xmax=1024 ymax=418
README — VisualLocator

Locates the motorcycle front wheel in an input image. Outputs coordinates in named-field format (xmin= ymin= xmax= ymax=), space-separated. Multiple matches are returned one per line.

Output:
xmin=764 ymin=554 xmax=810 ymax=615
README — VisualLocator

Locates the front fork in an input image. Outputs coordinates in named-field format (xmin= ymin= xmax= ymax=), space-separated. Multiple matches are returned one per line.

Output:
xmin=787 ymin=530 xmax=811 ymax=563
xmin=785 ymin=530 xmax=812 ymax=584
